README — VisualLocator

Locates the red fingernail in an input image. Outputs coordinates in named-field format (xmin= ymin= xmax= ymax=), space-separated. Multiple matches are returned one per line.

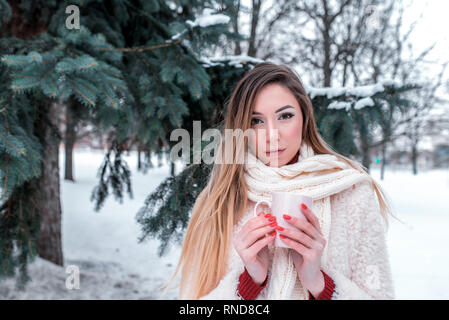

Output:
xmin=276 ymin=226 xmax=284 ymax=231
xmin=269 ymin=231 xmax=276 ymax=237
xmin=301 ymin=203 xmax=307 ymax=210
xmin=268 ymin=216 xmax=276 ymax=221
xmin=264 ymin=213 xmax=272 ymax=218
xmin=279 ymin=234 xmax=287 ymax=239
xmin=283 ymin=214 xmax=291 ymax=220
xmin=269 ymin=222 xmax=277 ymax=227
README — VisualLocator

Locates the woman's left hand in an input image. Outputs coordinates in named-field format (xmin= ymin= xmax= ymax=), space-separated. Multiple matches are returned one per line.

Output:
xmin=278 ymin=203 xmax=326 ymax=298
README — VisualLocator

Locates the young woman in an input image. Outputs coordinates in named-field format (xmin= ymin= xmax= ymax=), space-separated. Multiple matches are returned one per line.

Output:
xmin=172 ymin=62 xmax=396 ymax=300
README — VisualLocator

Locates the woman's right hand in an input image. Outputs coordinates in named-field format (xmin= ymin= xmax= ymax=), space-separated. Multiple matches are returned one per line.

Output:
xmin=233 ymin=212 xmax=277 ymax=285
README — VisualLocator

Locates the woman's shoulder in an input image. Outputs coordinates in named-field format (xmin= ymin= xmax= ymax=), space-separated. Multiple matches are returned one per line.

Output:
xmin=333 ymin=179 xmax=390 ymax=243
xmin=332 ymin=178 xmax=375 ymax=203
xmin=331 ymin=178 xmax=380 ymax=218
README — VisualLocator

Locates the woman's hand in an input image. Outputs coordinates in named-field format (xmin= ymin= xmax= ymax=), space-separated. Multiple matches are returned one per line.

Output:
xmin=234 ymin=211 xmax=277 ymax=285
xmin=278 ymin=203 xmax=327 ymax=298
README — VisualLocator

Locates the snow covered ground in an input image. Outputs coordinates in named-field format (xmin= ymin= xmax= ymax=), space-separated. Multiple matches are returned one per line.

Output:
xmin=377 ymin=167 xmax=449 ymax=299
xmin=0 ymin=148 xmax=448 ymax=299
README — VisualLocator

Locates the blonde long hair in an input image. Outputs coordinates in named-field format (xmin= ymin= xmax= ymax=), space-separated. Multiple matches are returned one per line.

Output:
xmin=168 ymin=62 xmax=398 ymax=299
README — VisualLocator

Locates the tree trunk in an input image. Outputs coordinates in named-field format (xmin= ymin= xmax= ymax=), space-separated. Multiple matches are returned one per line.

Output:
xmin=354 ymin=112 xmax=371 ymax=172
xmin=170 ymin=161 xmax=175 ymax=177
xmin=380 ymin=142 xmax=386 ymax=180
xmin=322 ymin=25 xmax=332 ymax=87
xmin=34 ymin=100 xmax=64 ymax=266
xmin=247 ymin=0 xmax=261 ymax=57
xmin=137 ymin=147 xmax=142 ymax=170
xmin=361 ymin=141 xmax=371 ymax=173
xmin=321 ymin=2 xmax=332 ymax=87
xmin=64 ymin=100 xmax=76 ymax=181
xmin=411 ymin=143 xmax=418 ymax=175
xmin=233 ymin=0 xmax=242 ymax=55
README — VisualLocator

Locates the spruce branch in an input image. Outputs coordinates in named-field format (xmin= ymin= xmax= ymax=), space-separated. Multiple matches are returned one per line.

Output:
xmin=98 ymin=39 xmax=183 ymax=53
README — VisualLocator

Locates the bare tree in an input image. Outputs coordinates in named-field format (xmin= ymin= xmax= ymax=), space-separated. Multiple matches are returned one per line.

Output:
xmin=354 ymin=0 xmax=433 ymax=177
xmin=402 ymin=62 xmax=448 ymax=175
xmin=360 ymin=1 xmax=448 ymax=176
xmin=60 ymin=97 xmax=99 ymax=181
xmin=272 ymin=0 xmax=378 ymax=87
xmin=232 ymin=0 xmax=243 ymax=55
xmin=222 ymin=0 xmax=300 ymax=59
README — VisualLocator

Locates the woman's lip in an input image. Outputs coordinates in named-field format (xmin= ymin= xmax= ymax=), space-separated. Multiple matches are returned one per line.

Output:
xmin=266 ymin=149 xmax=285 ymax=156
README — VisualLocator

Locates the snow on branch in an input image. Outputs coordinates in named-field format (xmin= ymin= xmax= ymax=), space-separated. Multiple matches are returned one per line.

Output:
xmin=170 ymin=9 xmax=231 ymax=41
xmin=354 ymin=97 xmax=375 ymax=110
xmin=199 ymin=55 xmax=264 ymax=68
xmin=306 ymin=80 xmax=400 ymax=99
xmin=186 ymin=9 xmax=231 ymax=28
xmin=328 ymin=100 xmax=352 ymax=111
xmin=306 ymin=80 xmax=402 ymax=111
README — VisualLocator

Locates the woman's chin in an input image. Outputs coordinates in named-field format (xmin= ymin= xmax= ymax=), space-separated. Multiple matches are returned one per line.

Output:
xmin=256 ymin=151 xmax=286 ymax=166
xmin=266 ymin=156 xmax=286 ymax=167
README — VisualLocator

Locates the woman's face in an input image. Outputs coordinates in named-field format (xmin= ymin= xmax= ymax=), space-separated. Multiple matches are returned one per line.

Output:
xmin=248 ymin=83 xmax=303 ymax=167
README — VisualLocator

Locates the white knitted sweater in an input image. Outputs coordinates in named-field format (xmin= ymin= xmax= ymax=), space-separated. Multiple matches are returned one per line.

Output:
xmin=198 ymin=179 xmax=395 ymax=300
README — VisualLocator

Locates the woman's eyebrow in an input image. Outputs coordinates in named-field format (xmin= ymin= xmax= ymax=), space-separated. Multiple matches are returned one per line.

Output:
xmin=252 ymin=105 xmax=294 ymax=115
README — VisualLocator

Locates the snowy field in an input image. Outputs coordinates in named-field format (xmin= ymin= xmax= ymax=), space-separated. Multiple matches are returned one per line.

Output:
xmin=0 ymin=148 xmax=448 ymax=300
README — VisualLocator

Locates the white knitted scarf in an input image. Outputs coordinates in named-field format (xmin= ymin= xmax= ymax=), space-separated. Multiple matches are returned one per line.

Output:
xmin=243 ymin=141 xmax=371 ymax=299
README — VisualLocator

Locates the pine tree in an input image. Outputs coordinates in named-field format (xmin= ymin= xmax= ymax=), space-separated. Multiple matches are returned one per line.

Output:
xmin=307 ymin=82 xmax=418 ymax=170
xmin=0 ymin=0 xmax=237 ymax=289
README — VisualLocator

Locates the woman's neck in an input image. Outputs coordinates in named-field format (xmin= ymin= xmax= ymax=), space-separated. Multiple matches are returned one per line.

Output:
xmin=287 ymin=150 xmax=300 ymax=165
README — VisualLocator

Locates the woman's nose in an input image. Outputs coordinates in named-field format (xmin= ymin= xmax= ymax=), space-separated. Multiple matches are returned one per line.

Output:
xmin=266 ymin=122 xmax=280 ymax=143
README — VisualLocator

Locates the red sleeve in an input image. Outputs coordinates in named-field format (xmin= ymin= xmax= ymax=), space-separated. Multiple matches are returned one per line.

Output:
xmin=237 ymin=268 xmax=267 ymax=300
xmin=308 ymin=270 xmax=335 ymax=300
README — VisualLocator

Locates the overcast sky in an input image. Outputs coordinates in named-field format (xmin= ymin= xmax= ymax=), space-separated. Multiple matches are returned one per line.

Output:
xmin=404 ymin=0 xmax=449 ymax=111
xmin=403 ymin=0 xmax=449 ymax=65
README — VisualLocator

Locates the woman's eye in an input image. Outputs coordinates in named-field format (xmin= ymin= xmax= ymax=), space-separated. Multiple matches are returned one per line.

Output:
xmin=251 ymin=118 xmax=262 ymax=125
xmin=279 ymin=113 xmax=294 ymax=120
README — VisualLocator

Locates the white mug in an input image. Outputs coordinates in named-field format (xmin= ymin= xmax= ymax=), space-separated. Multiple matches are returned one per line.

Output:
xmin=253 ymin=192 xmax=314 ymax=248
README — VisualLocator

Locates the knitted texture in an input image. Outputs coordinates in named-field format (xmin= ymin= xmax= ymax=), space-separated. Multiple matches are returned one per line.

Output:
xmin=244 ymin=142 xmax=371 ymax=203
xmin=238 ymin=268 xmax=334 ymax=300
xmin=237 ymin=268 xmax=267 ymax=300
xmin=193 ymin=142 xmax=395 ymax=300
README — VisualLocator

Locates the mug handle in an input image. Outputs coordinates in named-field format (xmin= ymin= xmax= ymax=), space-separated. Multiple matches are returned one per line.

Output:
xmin=253 ymin=200 xmax=272 ymax=217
